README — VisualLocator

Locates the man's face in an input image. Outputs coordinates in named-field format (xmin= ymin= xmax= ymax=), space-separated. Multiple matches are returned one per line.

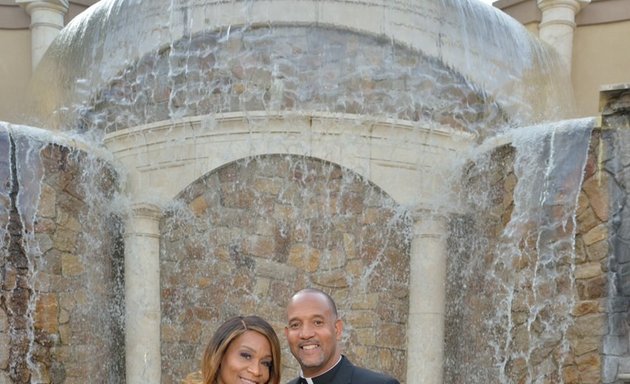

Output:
xmin=285 ymin=292 xmax=342 ymax=378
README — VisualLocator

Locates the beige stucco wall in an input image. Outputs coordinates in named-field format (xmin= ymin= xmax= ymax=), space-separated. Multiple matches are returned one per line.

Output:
xmin=495 ymin=0 xmax=540 ymax=25
xmin=0 ymin=29 xmax=31 ymax=123
xmin=573 ymin=20 xmax=630 ymax=116
xmin=522 ymin=21 xmax=539 ymax=34
xmin=0 ymin=0 xmax=98 ymax=124
xmin=495 ymin=0 xmax=630 ymax=118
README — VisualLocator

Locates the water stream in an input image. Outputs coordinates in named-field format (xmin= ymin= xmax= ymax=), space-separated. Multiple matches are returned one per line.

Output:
xmin=446 ymin=118 xmax=596 ymax=384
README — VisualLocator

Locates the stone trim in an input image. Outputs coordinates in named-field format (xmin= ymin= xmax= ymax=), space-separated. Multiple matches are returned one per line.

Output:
xmin=104 ymin=111 xmax=474 ymax=207
xmin=496 ymin=0 xmax=630 ymax=26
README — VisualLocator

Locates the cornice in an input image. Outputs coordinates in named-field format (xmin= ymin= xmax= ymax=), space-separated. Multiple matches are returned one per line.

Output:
xmin=537 ymin=0 xmax=590 ymax=13
xmin=16 ymin=0 xmax=69 ymax=15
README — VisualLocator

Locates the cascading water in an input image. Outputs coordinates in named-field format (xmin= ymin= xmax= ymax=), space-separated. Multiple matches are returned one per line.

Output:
xmin=2 ymin=0 xmax=620 ymax=383
xmin=25 ymin=0 xmax=572 ymax=134
xmin=445 ymin=118 xmax=597 ymax=383
xmin=0 ymin=123 xmax=124 ymax=383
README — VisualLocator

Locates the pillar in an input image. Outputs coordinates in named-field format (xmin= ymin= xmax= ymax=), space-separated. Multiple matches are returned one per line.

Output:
xmin=407 ymin=211 xmax=448 ymax=384
xmin=124 ymin=203 xmax=162 ymax=384
xmin=16 ymin=0 xmax=69 ymax=71
xmin=537 ymin=0 xmax=590 ymax=74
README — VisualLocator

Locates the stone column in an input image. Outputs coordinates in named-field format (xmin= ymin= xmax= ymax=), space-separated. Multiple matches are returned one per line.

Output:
xmin=407 ymin=210 xmax=448 ymax=384
xmin=125 ymin=203 xmax=162 ymax=384
xmin=16 ymin=0 xmax=69 ymax=71
xmin=537 ymin=0 xmax=590 ymax=74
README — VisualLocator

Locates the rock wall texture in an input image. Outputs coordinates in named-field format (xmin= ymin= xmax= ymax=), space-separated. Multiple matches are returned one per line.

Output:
xmin=160 ymin=154 xmax=411 ymax=384
xmin=601 ymin=90 xmax=630 ymax=383
xmin=0 ymin=126 xmax=123 ymax=384
xmin=80 ymin=26 xmax=506 ymax=138
xmin=444 ymin=125 xmax=628 ymax=384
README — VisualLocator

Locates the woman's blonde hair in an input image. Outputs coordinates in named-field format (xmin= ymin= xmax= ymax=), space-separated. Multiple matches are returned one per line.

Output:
xmin=201 ymin=315 xmax=281 ymax=384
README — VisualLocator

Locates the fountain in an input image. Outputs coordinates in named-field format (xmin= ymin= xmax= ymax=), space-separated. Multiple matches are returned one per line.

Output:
xmin=1 ymin=0 xmax=628 ymax=383
xmin=0 ymin=123 xmax=124 ymax=383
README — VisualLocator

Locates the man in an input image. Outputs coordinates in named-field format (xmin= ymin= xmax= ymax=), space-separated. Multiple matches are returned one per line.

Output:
xmin=284 ymin=288 xmax=400 ymax=384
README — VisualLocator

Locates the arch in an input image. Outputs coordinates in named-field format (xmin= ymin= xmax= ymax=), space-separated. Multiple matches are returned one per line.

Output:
xmin=104 ymin=112 xmax=472 ymax=208
xmin=159 ymin=154 xmax=411 ymax=382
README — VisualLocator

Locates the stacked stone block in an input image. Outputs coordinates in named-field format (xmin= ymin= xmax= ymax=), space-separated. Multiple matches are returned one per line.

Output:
xmin=0 ymin=126 xmax=123 ymax=384
xmin=80 ymin=26 xmax=506 ymax=140
xmin=600 ymin=88 xmax=630 ymax=383
xmin=445 ymin=126 xmax=621 ymax=383
xmin=160 ymin=154 xmax=410 ymax=384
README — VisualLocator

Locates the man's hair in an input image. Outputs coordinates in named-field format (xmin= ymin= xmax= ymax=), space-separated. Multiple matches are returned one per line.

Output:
xmin=292 ymin=288 xmax=338 ymax=317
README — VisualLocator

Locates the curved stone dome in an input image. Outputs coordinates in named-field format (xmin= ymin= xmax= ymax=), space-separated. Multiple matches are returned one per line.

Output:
xmin=77 ymin=26 xmax=508 ymax=135
xmin=29 ymin=0 xmax=574 ymax=136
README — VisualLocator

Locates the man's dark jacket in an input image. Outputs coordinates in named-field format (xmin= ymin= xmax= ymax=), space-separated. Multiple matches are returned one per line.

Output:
xmin=286 ymin=355 xmax=400 ymax=384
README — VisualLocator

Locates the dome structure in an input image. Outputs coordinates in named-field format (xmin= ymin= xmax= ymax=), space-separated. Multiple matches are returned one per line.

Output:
xmin=29 ymin=0 xmax=574 ymax=135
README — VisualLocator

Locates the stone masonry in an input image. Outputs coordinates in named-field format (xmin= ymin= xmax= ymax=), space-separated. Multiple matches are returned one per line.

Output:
xmin=445 ymin=126 xmax=620 ymax=383
xmin=80 ymin=26 xmax=506 ymax=140
xmin=160 ymin=154 xmax=411 ymax=384
xmin=601 ymin=88 xmax=630 ymax=383
xmin=0 ymin=125 xmax=124 ymax=384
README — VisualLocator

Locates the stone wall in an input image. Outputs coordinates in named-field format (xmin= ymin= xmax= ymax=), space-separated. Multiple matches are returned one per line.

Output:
xmin=445 ymin=126 xmax=617 ymax=383
xmin=160 ymin=154 xmax=411 ymax=384
xmin=572 ymin=129 xmax=609 ymax=383
xmin=79 ymin=26 xmax=506 ymax=139
xmin=0 ymin=125 xmax=124 ymax=383
xmin=445 ymin=144 xmax=516 ymax=383
xmin=601 ymin=89 xmax=630 ymax=383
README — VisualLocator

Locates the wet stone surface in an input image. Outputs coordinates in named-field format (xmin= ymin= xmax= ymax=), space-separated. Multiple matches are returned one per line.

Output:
xmin=80 ymin=26 xmax=506 ymax=139
xmin=445 ymin=128 xmax=620 ymax=384
xmin=160 ymin=154 xmax=411 ymax=384
xmin=0 ymin=128 xmax=123 ymax=384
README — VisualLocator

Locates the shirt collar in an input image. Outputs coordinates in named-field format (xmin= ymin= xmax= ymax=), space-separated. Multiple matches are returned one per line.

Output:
xmin=299 ymin=355 xmax=343 ymax=384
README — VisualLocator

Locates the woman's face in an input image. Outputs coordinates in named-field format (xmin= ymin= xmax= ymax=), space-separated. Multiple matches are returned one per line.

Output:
xmin=218 ymin=330 xmax=273 ymax=384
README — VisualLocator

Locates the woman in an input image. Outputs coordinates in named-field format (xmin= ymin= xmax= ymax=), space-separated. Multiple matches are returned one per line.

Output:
xmin=184 ymin=315 xmax=281 ymax=384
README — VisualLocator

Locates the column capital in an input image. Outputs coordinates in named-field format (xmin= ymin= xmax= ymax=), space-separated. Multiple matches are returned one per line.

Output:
xmin=16 ymin=0 xmax=70 ymax=70
xmin=536 ymin=0 xmax=589 ymax=75
xmin=130 ymin=202 xmax=163 ymax=220
xmin=409 ymin=204 xmax=455 ymax=223
xmin=409 ymin=206 xmax=449 ymax=238
xmin=537 ymin=0 xmax=590 ymax=14
xmin=16 ymin=0 xmax=69 ymax=15
xmin=126 ymin=202 xmax=163 ymax=239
